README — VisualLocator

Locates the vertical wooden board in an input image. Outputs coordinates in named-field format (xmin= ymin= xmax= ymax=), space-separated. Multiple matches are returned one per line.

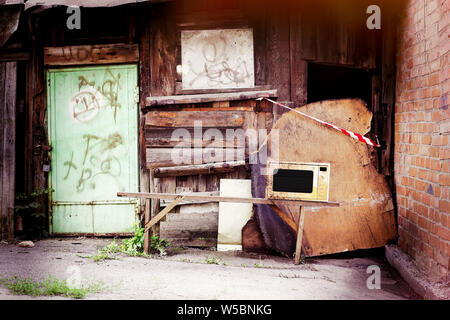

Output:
xmin=138 ymin=13 xmax=151 ymax=211
xmin=158 ymin=177 xmax=177 ymax=194
xmin=205 ymin=174 xmax=219 ymax=192
xmin=252 ymin=16 xmax=266 ymax=86
xmin=0 ymin=62 xmax=17 ymax=240
xmin=150 ymin=171 xmax=160 ymax=236
xmin=294 ymin=206 xmax=305 ymax=264
xmin=31 ymin=24 xmax=46 ymax=198
xmin=139 ymin=12 xmax=151 ymax=107
xmin=150 ymin=17 xmax=177 ymax=96
xmin=289 ymin=13 xmax=308 ymax=107
xmin=381 ymin=10 xmax=396 ymax=176
xmin=0 ymin=62 xmax=5 ymax=239
xmin=197 ymin=174 xmax=207 ymax=192
xmin=337 ymin=17 xmax=349 ymax=65
xmin=265 ymin=12 xmax=291 ymax=102
xmin=299 ymin=10 xmax=317 ymax=61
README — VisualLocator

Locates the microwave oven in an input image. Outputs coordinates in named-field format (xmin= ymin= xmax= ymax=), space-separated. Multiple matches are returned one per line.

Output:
xmin=266 ymin=162 xmax=330 ymax=202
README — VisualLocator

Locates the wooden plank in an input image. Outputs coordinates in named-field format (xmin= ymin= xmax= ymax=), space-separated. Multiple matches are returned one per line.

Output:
xmin=153 ymin=160 xmax=246 ymax=177
xmin=0 ymin=61 xmax=16 ymax=241
xmin=143 ymin=198 xmax=151 ymax=254
xmin=145 ymin=110 xmax=246 ymax=128
xmin=118 ymin=192 xmax=340 ymax=207
xmin=144 ymin=196 xmax=185 ymax=232
xmin=150 ymin=17 xmax=177 ymax=96
xmin=43 ymin=43 xmax=139 ymax=66
xmin=160 ymin=191 xmax=219 ymax=207
xmin=175 ymin=83 xmax=272 ymax=95
xmin=138 ymin=15 xmax=152 ymax=228
xmin=268 ymin=204 xmax=297 ymax=231
xmin=252 ymin=14 xmax=267 ymax=86
xmin=265 ymin=12 xmax=291 ymax=101
xmin=146 ymin=147 xmax=246 ymax=168
xmin=145 ymin=90 xmax=278 ymax=107
xmin=294 ymin=206 xmax=305 ymax=265
xmin=0 ymin=62 xmax=5 ymax=240
xmin=149 ymin=168 xmax=160 ymax=237
xmin=0 ymin=51 xmax=30 ymax=62
xmin=289 ymin=13 xmax=308 ymax=107
xmin=145 ymin=127 xmax=245 ymax=148
xmin=381 ymin=9 xmax=396 ymax=176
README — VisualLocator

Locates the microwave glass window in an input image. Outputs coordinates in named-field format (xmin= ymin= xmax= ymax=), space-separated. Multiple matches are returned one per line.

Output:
xmin=272 ymin=169 xmax=314 ymax=193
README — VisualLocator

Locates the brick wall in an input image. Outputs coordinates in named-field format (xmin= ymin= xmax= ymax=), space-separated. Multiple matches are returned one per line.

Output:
xmin=394 ymin=0 xmax=449 ymax=279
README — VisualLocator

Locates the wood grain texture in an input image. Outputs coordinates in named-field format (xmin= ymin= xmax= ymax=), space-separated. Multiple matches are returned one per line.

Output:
xmin=150 ymin=17 xmax=177 ymax=96
xmin=44 ymin=43 xmax=139 ymax=66
xmin=146 ymin=147 xmax=246 ymax=168
xmin=0 ymin=62 xmax=17 ymax=241
xmin=145 ymin=110 xmax=246 ymax=128
xmin=118 ymin=192 xmax=339 ymax=207
xmin=145 ymin=127 xmax=245 ymax=148
xmin=145 ymin=90 xmax=277 ymax=107
xmin=153 ymin=160 xmax=245 ymax=178
xmin=242 ymin=218 xmax=272 ymax=254
xmin=257 ymin=98 xmax=397 ymax=257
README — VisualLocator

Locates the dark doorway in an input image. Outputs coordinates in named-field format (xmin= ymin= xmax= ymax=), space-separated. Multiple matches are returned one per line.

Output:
xmin=307 ymin=63 xmax=372 ymax=110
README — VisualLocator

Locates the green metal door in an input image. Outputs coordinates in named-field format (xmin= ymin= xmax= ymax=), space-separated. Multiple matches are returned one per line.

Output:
xmin=47 ymin=65 xmax=139 ymax=235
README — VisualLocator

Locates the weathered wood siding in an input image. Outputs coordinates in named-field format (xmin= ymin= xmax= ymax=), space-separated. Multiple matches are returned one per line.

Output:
xmin=0 ymin=61 xmax=17 ymax=241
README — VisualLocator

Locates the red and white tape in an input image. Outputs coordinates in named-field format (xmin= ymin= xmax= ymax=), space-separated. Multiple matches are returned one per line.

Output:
xmin=256 ymin=97 xmax=381 ymax=148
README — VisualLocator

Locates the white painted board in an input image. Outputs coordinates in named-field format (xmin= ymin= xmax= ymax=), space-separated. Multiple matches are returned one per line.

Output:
xmin=217 ymin=179 xmax=253 ymax=251
xmin=181 ymin=28 xmax=255 ymax=90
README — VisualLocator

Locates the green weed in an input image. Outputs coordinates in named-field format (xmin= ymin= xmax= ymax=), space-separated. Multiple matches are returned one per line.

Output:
xmin=204 ymin=257 xmax=227 ymax=266
xmin=92 ymin=224 xmax=171 ymax=262
xmin=0 ymin=275 xmax=103 ymax=299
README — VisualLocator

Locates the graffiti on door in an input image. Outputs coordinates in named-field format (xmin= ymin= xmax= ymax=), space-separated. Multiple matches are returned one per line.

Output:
xmin=63 ymin=132 xmax=124 ymax=192
xmin=70 ymin=69 xmax=122 ymax=123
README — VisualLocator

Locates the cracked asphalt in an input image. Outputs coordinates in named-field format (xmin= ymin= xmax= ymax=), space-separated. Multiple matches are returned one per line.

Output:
xmin=0 ymin=238 xmax=420 ymax=300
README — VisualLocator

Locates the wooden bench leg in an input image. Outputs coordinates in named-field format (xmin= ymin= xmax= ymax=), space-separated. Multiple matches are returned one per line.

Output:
xmin=294 ymin=206 xmax=305 ymax=265
xmin=143 ymin=198 xmax=151 ymax=255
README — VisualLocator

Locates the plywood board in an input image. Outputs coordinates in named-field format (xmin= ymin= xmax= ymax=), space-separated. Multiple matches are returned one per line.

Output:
xmin=252 ymin=98 xmax=397 ymax=257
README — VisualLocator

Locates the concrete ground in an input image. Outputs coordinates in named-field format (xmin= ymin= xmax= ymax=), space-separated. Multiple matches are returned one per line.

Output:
xmin=0 ymin=238 xmax=420 ymax=300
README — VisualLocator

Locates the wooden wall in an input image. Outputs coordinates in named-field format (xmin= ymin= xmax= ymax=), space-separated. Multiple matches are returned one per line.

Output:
xmin=0 ymin=61 xmax=17 ymax=241
xmin=13 ymin=0 xmax=399 ymax=243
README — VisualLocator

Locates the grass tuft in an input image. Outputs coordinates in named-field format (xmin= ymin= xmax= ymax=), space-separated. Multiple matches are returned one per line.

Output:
xmin=0 ymin=275 xmax=104 ymax=299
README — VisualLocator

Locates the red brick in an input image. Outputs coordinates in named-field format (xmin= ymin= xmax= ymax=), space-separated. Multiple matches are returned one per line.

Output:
xmin=429 ymin=234 xmax=440 ymax=249
xmin=423 ymin=243 xmax=434 ymax=258
xmin=439 ymin=200 xmax=450 ymax=213
xmin=439 ymin=174 xmax=450 ymax=186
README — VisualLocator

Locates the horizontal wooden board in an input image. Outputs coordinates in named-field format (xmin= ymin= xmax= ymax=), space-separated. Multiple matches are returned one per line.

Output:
xmin=145 ymin=110 xmax=246 ymax=128
xmin=145 ymin=89 xmax=277 ymax=107
xmin=146 ymin=148 xmax=246 ymax=168
xmin=118 ymin=192 xmax=340 ymax=207
xmin=145 ymin=127 xmax=245 ymax=148
xmin=153 ymin=160 xmax=246 ymax=178
xmin=44 ymin=43 xmax=139 ymax=66
xmin=175 ymin=83 xmax=273 ymax=95
xmin=160 ymin=191 xmax=219 ymax=206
